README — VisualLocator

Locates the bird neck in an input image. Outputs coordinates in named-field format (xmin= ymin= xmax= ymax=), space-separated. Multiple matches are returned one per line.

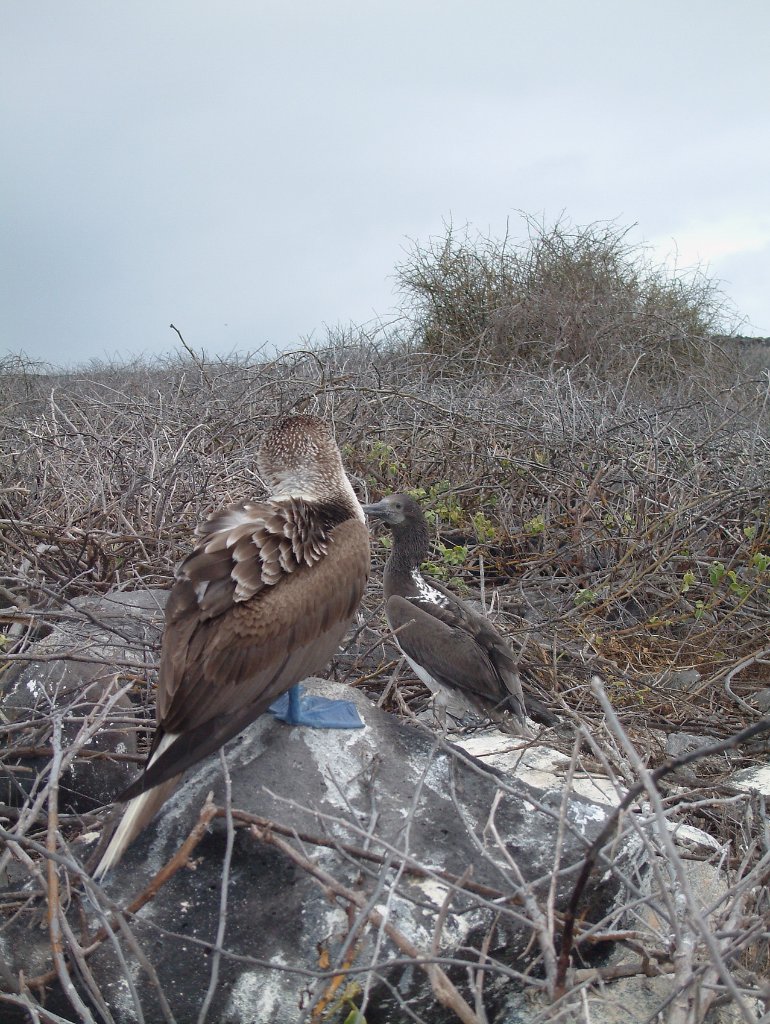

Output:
xmin=385 ymin=519 xmax=430 ymax=581
xmin=270 ymin=472 xmax=364 ymax=521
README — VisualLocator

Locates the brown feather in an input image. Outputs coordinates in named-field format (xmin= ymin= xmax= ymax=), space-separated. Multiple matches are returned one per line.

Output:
xmin=156 ymin=513 xmax=368 ymax=755
xmin=363 ymin=492 xmax=528 ymax=731
xmin=385 ymin=594 xmax=525 ymax=721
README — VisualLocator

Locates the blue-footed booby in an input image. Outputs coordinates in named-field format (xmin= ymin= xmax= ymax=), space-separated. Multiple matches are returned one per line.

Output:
xmin=363 ymin=493 xmax=528 ymax=733
xmin=94 ymin=415 xmax=370 ymax=877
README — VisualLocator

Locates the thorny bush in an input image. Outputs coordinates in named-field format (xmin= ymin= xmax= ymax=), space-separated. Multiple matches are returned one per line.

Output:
xmin=1 ymin=330 xmax=769 ymax=1022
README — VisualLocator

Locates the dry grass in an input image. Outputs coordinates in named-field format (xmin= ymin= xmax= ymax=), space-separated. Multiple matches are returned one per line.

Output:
xmin=1 ymin=333 xmax=769 ymax=1022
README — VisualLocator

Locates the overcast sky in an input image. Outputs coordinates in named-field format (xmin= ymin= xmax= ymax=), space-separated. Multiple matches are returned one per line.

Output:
xmin=2 ymin=2 xmax=769 ymax=367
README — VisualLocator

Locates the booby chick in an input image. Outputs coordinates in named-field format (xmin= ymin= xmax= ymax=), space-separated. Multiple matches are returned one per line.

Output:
xmin=363 ymin=493 xmax=527 ymax=734
xmin=94 ymin=415 xmax=370 ymax=878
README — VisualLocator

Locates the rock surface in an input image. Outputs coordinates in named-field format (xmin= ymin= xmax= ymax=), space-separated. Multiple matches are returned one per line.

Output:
xmin=1 ymin=674 xmax=642 ymax=1022
xmin=0 ymin=590 xmax=166 ymax=811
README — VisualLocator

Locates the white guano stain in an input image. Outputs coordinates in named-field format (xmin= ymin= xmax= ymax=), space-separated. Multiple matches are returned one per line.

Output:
xmin=730 ymin=764 xmax=770 ymax=797
xmin=568 ymin=801 xmax=608 ymax=832
xmin=375 ymin=893 xmax=433 ymax=948
xmin=226 ymin=959 xmax=290 ymax=1021
xmin=299 ymin=725 xmax=371 ymax=808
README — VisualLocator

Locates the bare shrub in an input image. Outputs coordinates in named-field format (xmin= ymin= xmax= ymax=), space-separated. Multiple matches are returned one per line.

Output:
xmin=2 ymin=336 xmax=769 ymax=721
xmin=1 ymin=335 xmax=769 ymax=1021
xmin=396 ymin=215 xmax=736 ymax=385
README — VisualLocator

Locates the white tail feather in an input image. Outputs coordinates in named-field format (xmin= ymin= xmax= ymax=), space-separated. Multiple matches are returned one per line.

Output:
xmin=93 ymin=733 xmax=181 ymax=879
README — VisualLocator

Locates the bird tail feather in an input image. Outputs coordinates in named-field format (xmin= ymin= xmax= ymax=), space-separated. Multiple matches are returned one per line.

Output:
xmin=93 ymin=733 xmax=181 ymax=879
xmin=496 ymin=665 xmax=531 ymax=736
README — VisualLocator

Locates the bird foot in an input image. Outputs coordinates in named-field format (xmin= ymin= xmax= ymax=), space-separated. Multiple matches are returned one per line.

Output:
xmin=268 ymin=685 xmax=364 ymax=729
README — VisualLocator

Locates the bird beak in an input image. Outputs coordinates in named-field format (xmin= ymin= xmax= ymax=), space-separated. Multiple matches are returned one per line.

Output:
xmin=361 ymin=500 xmax=390 ymax=520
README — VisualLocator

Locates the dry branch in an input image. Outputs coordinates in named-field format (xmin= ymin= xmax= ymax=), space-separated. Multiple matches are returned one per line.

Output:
xmin=1 ymin=337 xmax=769 ymax=1021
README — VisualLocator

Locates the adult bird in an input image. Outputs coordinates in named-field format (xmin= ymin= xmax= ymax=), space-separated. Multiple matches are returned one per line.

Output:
xmin=94 ymin=415 xmax=370 ymax=878
xmin=362 ymin=492 xmax=528 ymax=733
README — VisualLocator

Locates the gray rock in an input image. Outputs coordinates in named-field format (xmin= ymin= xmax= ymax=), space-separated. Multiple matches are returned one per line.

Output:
xmin=729 ymin=762 xmax=770 ymax=797
xmin=0 ymin=589 xmax=167 ymax=811
xmin=664 ymin=731 xmax=707 ymax=759
xmin=754 ymin=688 xmax=770 ymax=713
xmin=521 ymin=860 xmax=762 ymax=1024
xmin=660 ymin=667 xmax=701 ymax=691
xmin=0 ymin=689 xmax=639 ymax=1023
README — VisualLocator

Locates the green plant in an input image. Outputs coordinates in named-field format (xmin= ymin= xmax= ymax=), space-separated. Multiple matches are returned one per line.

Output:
xmin=725 ymin=570 xmax=750 ymax=598
xmin=706 ymin=559 xmax=756 ymax=599
xmin=408 ymin=483 xmax=451 ymax=515
xmin=680 ymin=569 xmax=697 ymax=593
xmin=342 ymin=1005 xmax=366 ymax=1024
xmin=410 ymin=484 xmax=499 ymax=544
xmin=365 ymin=440 xmax=405 ymax=481
xmin=424 ymin=541 xmax=469 ymax=586
xmin=437 ymin=542 xmax=468 ymax=566
xmin=708 ymin=561 xmax=726 ymax=586
xmin=750 ymin=551 xmax=770 ymax=572
xmin=471 ymin=509 xmax=496 ymax=542
xmin=524 ymin=513 xmax=546 ymax=536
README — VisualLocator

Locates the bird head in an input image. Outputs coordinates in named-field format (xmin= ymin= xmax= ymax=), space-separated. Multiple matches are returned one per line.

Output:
xmin=361 ymin=492 xmax=424 ymax=529
xmin=259 ymin=415 xmax=350 ymax=502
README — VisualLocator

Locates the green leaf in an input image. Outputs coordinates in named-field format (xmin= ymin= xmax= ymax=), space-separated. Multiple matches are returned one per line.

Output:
xmin=437 ymin=543 xmax=468 ymax=566
xmin=471 ymin=510 xmax=496 ymax=542
xmin=751 ymin=551 xmax=770 ymax=572
xmin=343 ymin=1011 xmax=366 ymax=1024
xmin=708 ymin=561 xmax=726 ymax=586
xmin=524 ymin=513 xmax=545 ymax=536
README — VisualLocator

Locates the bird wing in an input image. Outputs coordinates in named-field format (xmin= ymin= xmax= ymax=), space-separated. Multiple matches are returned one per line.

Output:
xmin=419 ymin=576 xmax=551 ymax=727
xmin=385 ymin=592 xmax=525 ymax=722
xmin=121 ymin=499 xmax=369 ymax=797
